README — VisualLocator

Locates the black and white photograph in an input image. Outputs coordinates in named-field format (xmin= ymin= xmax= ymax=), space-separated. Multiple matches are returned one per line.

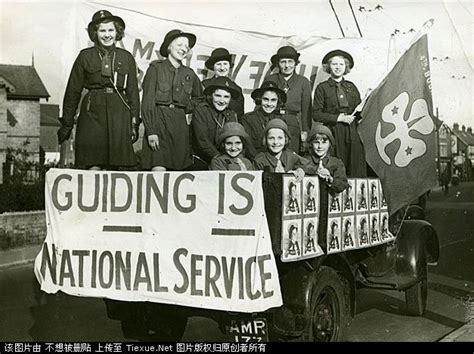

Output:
xmin=1 ymin=0 xmax=473 ymax=345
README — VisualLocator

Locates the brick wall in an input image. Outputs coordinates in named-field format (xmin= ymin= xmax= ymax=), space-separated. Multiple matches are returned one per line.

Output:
xmin=0 ymin=211 xmax=46 ymax=250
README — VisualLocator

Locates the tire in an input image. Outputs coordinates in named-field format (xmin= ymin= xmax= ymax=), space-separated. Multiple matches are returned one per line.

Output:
xmin=405 ymin=253 xmax=428 ymax=316
xmin=302 ymin=266 xmax=348 ymax=342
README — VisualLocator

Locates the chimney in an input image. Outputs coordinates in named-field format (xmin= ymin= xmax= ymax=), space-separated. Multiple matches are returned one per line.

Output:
xmin=468 ymin=127 xmax=473 ymax=135
xmin=462 ymin=125 xmax=466 ymax=132
xmin=453 ymin=123 xmax=459 ymax=131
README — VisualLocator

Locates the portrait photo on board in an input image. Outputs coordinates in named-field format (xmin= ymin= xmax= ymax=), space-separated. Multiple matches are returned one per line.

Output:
xmin=356 ymin=214 xmax=369 ymax=247
xmin=327 ymin=217 xmax=341 ymax=253
xmin=369 ymin=180 xmax=379 ymax=210
xmin=370 ymin=213 xmax=381 ymax=244
xmin=381 ymin=212 xmax=391 ymax=240
xmin=282 ymin=220 xmax=302 ymax=259
xmin=304 ymin=178 xmax=319 ymax=214
xmin=342 ymin=215 xmax=356 ymax=250
xmin=379 ymin=179 xmax=387 ymax=209
xmin=304 ymin=219 xmax=322 ymax=256
xmin=328 ymin=193 xmax=342 ymax=214
xmin=356 ymin=179 xmax=368 ymax=212
xmin=284 ymin=179 xmax=301 ymax=215
xmin=343 ymin=179 xmax=355 ymax=212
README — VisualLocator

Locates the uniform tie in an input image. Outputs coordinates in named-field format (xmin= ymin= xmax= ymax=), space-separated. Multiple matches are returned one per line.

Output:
xmin=235 ymin=157 xmax=247 ymax=171
xmin=275 ymin=158 xmax=285 ymax=173
xmin=101 ymin=52 xmax=113 ymax=78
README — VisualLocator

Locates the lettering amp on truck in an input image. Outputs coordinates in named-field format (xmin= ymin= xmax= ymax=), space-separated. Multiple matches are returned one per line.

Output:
xmin=34 ymin=169 xmax=439 ymax=342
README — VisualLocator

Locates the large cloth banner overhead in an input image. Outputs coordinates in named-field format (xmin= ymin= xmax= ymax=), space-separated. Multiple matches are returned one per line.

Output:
xmin=34 ymin=169 xmax=283 ymax=313
xmin=358 ymin=34 xmax=437 ymax=215
xmin=66 ymin=2 xmax=388 ymax=113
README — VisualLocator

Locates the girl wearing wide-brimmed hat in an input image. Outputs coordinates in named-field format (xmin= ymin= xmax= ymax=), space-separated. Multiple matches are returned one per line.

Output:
xmin=141 ymin=29 xmax=202 ymax=171
xmin=242 ymin=81 xmax=303 ymax=158
xmin=58 ymin=10 xmax=140 ymax=169
xmin=312 ymin=49 xmax=367 ymax=177
xmin=192 ymin=76 xmax=239 ymax=167
xmin=210 ymin=122 xmax=254 ymax=171
xmin=202 ymin=48 xmax=245 ymax=120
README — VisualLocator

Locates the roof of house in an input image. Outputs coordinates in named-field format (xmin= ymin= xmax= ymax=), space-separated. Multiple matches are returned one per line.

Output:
xmin=40 ymin=104 xmax=60 ymax=127
xmin=0 ymin=64 xmax=49 ymax=99
xmin=452 ymin=128 xmax=474 ymax=147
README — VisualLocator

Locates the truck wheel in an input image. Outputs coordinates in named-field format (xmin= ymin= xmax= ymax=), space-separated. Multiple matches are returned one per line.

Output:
xmin=405 ymin=257 xmax=428 ymax=316
xmin=303 ymin=266 xmax=348 ymax=342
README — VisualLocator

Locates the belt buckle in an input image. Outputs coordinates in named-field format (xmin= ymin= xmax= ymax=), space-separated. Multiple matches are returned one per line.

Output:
xmin=105 ymin=87 xmax=114 ymax=94
xmin=169 ymin=103 xmax=175 ymax=108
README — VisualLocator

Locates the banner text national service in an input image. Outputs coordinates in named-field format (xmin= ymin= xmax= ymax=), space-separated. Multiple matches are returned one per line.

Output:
xmin=34 ymin=169 xmax=283 ymax=313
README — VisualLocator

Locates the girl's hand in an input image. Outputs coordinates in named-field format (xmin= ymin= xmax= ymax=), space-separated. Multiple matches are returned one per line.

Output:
xmin=148 ymin=135 xmax=160 ymax=151
xmin=290 ymin=168 xmax=305 ymax=182
xmin=317 ymin=167 xmax=333 ymax=182
xmin=337 ymin=114 xmax=354 ymax=125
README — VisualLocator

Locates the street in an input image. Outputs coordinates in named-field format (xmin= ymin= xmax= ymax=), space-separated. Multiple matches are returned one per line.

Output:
xmin=0 ymin=182 xmax=473 ymax=342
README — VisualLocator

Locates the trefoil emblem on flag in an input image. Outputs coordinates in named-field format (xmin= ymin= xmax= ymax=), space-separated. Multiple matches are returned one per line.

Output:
xmin=376 ymin=91 xmax=434 ymax=167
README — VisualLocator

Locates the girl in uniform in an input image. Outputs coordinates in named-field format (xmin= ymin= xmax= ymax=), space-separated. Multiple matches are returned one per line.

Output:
xmin=141 ymin=29 xmax=202 ymax=171
xmin=59 ymin=10 xmax=140 ymax=170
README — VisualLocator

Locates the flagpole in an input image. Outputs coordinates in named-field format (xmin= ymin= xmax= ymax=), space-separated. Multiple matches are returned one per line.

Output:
xmin=436 ymin=107 xmax=441 ymax=185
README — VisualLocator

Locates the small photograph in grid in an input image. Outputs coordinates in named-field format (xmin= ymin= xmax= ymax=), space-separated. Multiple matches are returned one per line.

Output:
xmin=327 ymin=218 xmax=342 ymax=253
xmin=356 ymin=179 xmax=368 ymax=212
xmin=370 ymin=214 xmax=381 ymax=244
xmin=356 ymin=214 xmax=370 ymax=247
xmin=342 ymin=215 xmax=356 ymax=250
xmin=379 ymin=179 xmax=387 ymax=209
xmin=284 ymin=178 xmax=301 ymax=215
xmin=369 ymin=180 xmax=379 ymax=210
xmin=380 ymin=212 xmax=391 ymax=241
xmin=343 ymin=180 xmax=355 ymax=212
xmin=282 ymin=220 xmax=302 ymax=259
xmin=303 ymin=219 xmax=320 ymax=255
xmin=303 ymin=178 xmax=319 ymax=214
xmin=328 ymin=193 xmax=342 ymax=214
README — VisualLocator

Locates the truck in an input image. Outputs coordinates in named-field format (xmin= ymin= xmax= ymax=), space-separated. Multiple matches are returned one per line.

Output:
xmin=106 ymin=172 xmax=439 ymax=342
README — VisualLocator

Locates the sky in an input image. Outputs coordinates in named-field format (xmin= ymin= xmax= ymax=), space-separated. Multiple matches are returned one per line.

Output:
xmin=0 ymin=0 xmax=472 ymax=128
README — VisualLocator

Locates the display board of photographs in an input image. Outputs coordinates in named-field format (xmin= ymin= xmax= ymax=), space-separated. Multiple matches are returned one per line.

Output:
xmin=281 ymin=176 xmax=324 ymax=262
xmin=327 ymin=178 xmax=395 ymax=254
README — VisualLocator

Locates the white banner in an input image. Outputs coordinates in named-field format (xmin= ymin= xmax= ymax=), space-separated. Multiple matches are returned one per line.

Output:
xmin=34 ymin=169 xmax=283 ymax=313
xmin=66 ymin=2 xmax=389 ymax=113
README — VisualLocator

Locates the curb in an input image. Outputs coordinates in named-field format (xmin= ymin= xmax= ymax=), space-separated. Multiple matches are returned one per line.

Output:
xmin=439 ymin=322 xmax=474 ymax=342
xmin=0 ymin=244 xmax=42 ymax=269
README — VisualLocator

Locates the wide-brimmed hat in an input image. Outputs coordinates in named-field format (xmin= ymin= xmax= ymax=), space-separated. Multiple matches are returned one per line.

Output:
xmin=271 ymin=46 xmax=300 ymax=66
xmin=251 ymin=81 xmax=287 ymax=103
xmin=322 ymin=49 xmax=354 ymax=69
xmin=264 ymin=118 xmax=290 ymax=137
xmin=216 ymin=122 xmax=250 ymax=146
xmin=87 ymin=10 xmax=125 ymax=41
xmin=205 ymin=48 xmax=233 ymax=70
xmin=159 ymin=29 xmax=197 ymax=57
xmin=308 ymin=123 xmax=335 ymax=146
xmin=203 ymin=76 xmax=239 ymax=98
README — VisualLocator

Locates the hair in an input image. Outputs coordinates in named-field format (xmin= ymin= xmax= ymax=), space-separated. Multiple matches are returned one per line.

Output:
xmin=360 ymin=218 xmax=367 ymax=228
xmin=91 ymin=19 xmax=124 ymax=43
xmin=372 ymin=216 xmax=378 ymax=226
xmin=306 ymin=181 xmax=315 ymax=194
xmin=382 ymin=215 xmax=388 ymax=224
xmin=345 ymin=219 xmax=352 ymax=229
xmin=253 ymin=89 xmax=284 ymax=111
xmin=217 ymin=135 xmax=246 ymax=154
xmin=306 ymin=222 xmax=314 ymax=235
xmin=331 ymin=221 xmax=339 ymax=233
xmin=289 ymin=224 xmax=298 ymax=237
xmin=323 ymin=56 xmax=352 ymax=75
xmin=288 ymin=181 xmax=296 ymax=194
xmin=371 ymin=183 xmax=377 ymax=191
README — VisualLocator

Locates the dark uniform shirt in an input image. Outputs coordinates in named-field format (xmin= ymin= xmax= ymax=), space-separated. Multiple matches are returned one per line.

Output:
xmin=312 ymin=77 xmax=366 ymax=177
xmin=202 ymin=77 xmax=245 ymax=120
xmin=62 ymin=45 xmax=140 ymax=167
xmin=241 ymin=109 xmax=301 ymax=159
xmin=210 ymin=154 xmax=255 ymax=171
xmin=192 ymin=102 xmax=238 ymax=163
xmin=254 ymin=150 xmax=315 ymax=174
xmin=268 ymin=72 xmax=312 ymax=131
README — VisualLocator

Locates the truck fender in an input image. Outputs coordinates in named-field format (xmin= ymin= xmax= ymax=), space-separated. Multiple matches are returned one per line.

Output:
xmin=396 ymin=220 xmax=439 ymax=283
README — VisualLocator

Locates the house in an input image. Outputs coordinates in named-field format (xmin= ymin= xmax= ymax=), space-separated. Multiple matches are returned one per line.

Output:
xmin=451 ymin=123 xmax=474 ymax=181
xmin=437 ymin=122 xmax=453 ymax=180
xmin=0 ymin=64 xmax=51 ymax=183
